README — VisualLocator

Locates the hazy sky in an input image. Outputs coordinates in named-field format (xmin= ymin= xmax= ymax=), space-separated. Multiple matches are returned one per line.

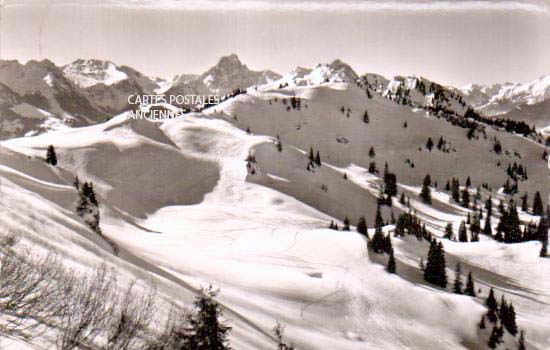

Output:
xmin=1 ymin=0 xmax=549 ymax=86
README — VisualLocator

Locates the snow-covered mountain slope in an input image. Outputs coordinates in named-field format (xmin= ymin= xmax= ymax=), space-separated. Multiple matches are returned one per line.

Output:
xmin=460 ymin=75 xmax=550 ymax=116
xmin=2 ymin=90 xmax=549 ymax=349
xmin=0 ymin=75 xmax=550 ymax=350
xmin=206 ymin=82 xmax=548 ymax=220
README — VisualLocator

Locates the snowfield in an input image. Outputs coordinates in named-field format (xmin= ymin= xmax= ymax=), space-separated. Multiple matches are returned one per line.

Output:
xmin=1 ymin=79 xmax=549 ymax=350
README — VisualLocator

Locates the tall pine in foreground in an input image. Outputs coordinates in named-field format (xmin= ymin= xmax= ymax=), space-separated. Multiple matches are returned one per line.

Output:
xmin=188 ymin=286 xmax=232 ymax=350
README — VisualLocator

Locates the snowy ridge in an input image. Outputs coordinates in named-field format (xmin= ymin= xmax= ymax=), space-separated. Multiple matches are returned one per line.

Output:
xmin=62 ymin=59 xmax=129 ymax=88
xmin=460 ymin=75 xmax=550 ymax=115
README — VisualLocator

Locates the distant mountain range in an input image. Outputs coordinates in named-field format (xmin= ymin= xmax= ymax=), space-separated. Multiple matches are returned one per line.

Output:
xmin=0 ymin=55 xmax=548 ymax=139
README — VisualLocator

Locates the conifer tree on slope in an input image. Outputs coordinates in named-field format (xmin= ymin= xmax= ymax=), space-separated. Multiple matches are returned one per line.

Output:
xmin=46 ymin=145 xmax=58 ymax=166
xmin=443 ymin=222 xmax=454 ymax=240
xmin=357 ymin=216 xmax=368 ymax=237
xmin=420 ymin=174 xmax=432 ymax=204
xmin=453 ymin=263 xmax=463 ymax=294
xmin=387 ymin=247 xmax=396 ymax=274
xmin=464 ymin=272 xmax=476 ymax=297
xmin=505 ymin=202 xmax=522 ymax=243
xmin=518 ymin=330 xmax=526 ymax=350
xmin=458 ymin=221 xmax=468 ymax=242
xmin=188 ymin=286 xmax=232 ymax=350
xmin=424 ymin=239 xmax=447 ymax=288
xmin=371 ymin=207 xmax=385 ymax=254
xmin=486 ymin=288 xmax=498 ymax=323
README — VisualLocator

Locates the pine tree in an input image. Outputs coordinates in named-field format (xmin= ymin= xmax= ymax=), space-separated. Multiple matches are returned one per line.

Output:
xmin=452 ymin=178 xmax=460 ymax=203
xmin=421 ymin=175 xmax=432 ymax=204
xmin=479 ymin=315 xmax=486 ymax=329
xmin=445 ymin=180 xmax=451 ymax=191
xmin=458 ymin=221 xmax=468 ymax=242
xmin=399 ymin=192 xmax=406 ymax=205
xmin=46 ymin=145 xmax=57 ymax=166
xmin=461 ymin=188 xmax=470 ymax=208
xmin=488 ymin=325 xmax=499 ymax=349
xmin=357 ymin=216 xmax=368 ymax=237
xmin=533 ymin=191 xmax=544 ymax=216
xmin=371 ymin=207 xmax=385 ymax=254
xmin=465 ymin=272 xmax=476 ymax=296
xmin=315 ymin=151 xmax=321 ymax=166
xmin=343 ymin=217 xmax=350 ymax=231
xmin=276 ymin=135 xmax=283 ymax=152
xmin=444 ymin=222 xmax=454 ymax=240
xmin=505 ymin=202 xmax=522 ymax=243
xmin=541 ymin=240 xmax=548 ymax=258
xmin=387 ymin=248 xmax=396 ymax=273
xmin=470 ymin=214 xmax=480 ymax=242
xmin=424 ymin=239 xmax=447 ymax=288
xmin=518 ymin=330 xmax=526 ymax=350
xmin=426 ymin=137 xmax=434 ymax=151
xmin=73 ymin=175 xmax=80 ymax=190
xmin=369 ymin=147 xmax=376 ymax=158
xmin=363 ymin=110 xmax=370 ymax=123
xmin=308 ymin=147 xmax=314 ymax=162
xmin=465 ymin=176 xmax=471 ymax=188
xmin=188 ymin=286 xmax=232 ymax=350
xmin=486 ymin=288 xmax=498 ymax=323
xmin=453 ymin=263 xmax=463 ymax=294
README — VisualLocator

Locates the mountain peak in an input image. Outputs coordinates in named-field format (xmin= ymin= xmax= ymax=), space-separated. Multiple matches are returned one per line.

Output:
xmin=62 ymin=59 xmax=128 ymax=88
xmin=216 ymin=54 xmax=244 ymax=68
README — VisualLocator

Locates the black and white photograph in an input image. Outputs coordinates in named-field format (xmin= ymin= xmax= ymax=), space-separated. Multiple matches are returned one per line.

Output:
xmin=0 ymin=1 xmax=549 ymax=349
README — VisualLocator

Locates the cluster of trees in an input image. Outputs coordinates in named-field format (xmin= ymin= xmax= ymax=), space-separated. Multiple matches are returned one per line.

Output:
xmin=307 ymin=147 xmax=322 ymax=171
xmin=482 ymin=288 xmax=524 ymax=349
xmin=427 ymin=136 xmax=455 ymax=153
xmin=452 ymin=263 xmax=476 ymax=296
xmin=444 ymin=219 xmax=480 ymax=243
xmin=494 ymin=199 xmax=548 ymax=245
xmin=368 ymin=207 xmax=396 ymax=273
xmin=339 ymin=105 xmax=352 ymax=118
xmin=506 ymin=162 xmax=528 ymax=182
xmin=444 ymin=177 xmax=478 ymax=209
xmin=282 ymin=97 xmax=302 ymax=111
xmin=0 ymin=233 xmax=295 ymax=350
xmin=465 ymin=107 xmax=536 ymax=138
